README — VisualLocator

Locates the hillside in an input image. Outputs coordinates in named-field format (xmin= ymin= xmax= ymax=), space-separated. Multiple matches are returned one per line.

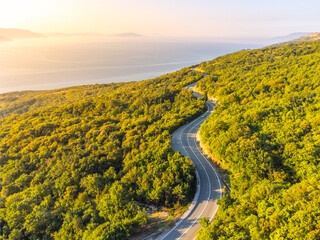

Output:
xmin=195 ymin=40 xmax=320 ymax=239
xmin=0 ymin=83 xmax=130 ymax=118
xmin=289 ymin=32 xmax=320 ymax=43
xmin=0 ymin=28 xmax=46 ymax=39
xmin=0 ymin=69 xmax=205 ymax=239
xmin=271 ymin=32 xmax=320 ymax=46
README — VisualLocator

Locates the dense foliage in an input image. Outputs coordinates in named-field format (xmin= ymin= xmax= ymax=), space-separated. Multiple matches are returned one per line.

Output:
xmin=0 ymin=83 xmax=130 ymax=118
xmin=196 ymin=40 xmax=320 ymax=239
xmin=0 ymin=69 xmax=205 ymax=239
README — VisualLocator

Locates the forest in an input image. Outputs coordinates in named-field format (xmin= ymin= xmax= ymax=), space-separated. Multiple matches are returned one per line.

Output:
xmin=195 ymin=40 xmax=320 ymax=239
xmin=0 ymin=69 xmax=205 ymax=239
xmin=0 ymin=82 xmax=130 ymax=118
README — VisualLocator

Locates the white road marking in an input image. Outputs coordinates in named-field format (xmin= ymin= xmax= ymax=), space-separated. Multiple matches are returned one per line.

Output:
xmin=177 ymin=118 xmax=212 ymax=239
xmin=160 ymin=117 xmax=204 ymax=240
xmin=160 ymin=95 xmax=223 ymax=240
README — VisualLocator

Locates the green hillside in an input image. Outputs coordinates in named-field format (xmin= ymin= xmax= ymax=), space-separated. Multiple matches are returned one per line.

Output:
xmin=0 ymin=69 xmax=205 ymax=239
xmin=0 ymin=83 xmax=130 ymax=118
xmin=196 ymin=40 xmax=320 ymax=239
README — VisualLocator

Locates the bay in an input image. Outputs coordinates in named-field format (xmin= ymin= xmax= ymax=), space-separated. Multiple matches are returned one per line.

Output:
xmin=0 ymin=37 xmax=260 ymax=93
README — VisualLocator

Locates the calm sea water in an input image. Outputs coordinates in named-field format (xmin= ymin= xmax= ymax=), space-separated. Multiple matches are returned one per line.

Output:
xmin=0 ymin=37 xmax=260 ymax=93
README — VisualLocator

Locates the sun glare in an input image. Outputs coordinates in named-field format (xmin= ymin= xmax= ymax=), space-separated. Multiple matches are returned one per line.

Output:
xmin=0 ymin=0 xmax=58 ymax=29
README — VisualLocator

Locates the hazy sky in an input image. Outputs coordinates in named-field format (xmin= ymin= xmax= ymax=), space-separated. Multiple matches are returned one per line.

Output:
xmin=1 ymin=0 xmax=319 ymax=38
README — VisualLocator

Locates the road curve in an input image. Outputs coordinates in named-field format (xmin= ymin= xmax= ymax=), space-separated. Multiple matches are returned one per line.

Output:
xmin=158 ymin=82 xmax=223 ymax=240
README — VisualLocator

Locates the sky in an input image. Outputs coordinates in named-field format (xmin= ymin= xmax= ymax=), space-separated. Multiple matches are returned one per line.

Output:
xmin=0 ymin=0 xmax=319 ymax=39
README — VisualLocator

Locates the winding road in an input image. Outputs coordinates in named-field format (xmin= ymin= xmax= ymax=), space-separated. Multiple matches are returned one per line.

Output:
xmin=157 ymin=82 xmax=223 ymax=240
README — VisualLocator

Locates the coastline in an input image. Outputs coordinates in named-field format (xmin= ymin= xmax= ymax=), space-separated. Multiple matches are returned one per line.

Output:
xmin=0 ymin=39 xmax=258 ymax=94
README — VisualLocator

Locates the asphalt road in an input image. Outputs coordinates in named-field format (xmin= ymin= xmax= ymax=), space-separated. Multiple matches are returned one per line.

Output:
xmin=157 ymin=84 xmax=223 ymax=240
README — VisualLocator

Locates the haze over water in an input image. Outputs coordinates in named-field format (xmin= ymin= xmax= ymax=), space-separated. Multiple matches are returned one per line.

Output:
xmin=0 ymin=37 xmax=259 ymax=93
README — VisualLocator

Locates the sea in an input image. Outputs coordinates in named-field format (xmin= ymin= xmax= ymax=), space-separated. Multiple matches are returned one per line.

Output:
xmin=0 ymin=37 xmax=261 ymax=93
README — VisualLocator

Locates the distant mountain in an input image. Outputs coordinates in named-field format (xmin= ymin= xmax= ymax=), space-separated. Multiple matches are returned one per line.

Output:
xmin=270 ymin=32 xmax=320 ymax=46
xmin=47 ymin=32 xmax=106 ymax=37
xmin=286 ymin=32 xmax=320 ymax=43
xmin=111 ymin=32 xmax=143 ymax=37
xmin=0 ymin=35 xmax=11 ymax=41
xmin=270 ymin=32 xmax=312 ymax=43
xmin=47 ymin=32 xmax=143 ymax=38
xmin=0 ymin=28 xmax=46 ymax=39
